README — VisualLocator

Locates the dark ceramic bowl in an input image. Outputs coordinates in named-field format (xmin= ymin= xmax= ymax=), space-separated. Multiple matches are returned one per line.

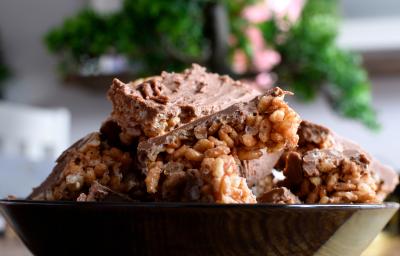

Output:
xmin=0 ymin=200 xmax=398 ymax=256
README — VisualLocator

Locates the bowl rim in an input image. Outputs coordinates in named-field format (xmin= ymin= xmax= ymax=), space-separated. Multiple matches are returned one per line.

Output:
xmin=0 ymin=199 xmax=398 ymax=210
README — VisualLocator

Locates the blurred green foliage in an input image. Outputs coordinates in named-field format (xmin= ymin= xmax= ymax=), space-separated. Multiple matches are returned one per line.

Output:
xmin=44 ymin=0 xmax=378 ymax=128
xmin=45 ymin=1 xmax=211 ymax=74
xmin=274 ymin=0 xmax=378 ymax=128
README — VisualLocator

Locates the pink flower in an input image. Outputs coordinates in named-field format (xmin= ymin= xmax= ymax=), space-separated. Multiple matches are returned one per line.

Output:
xmin=245 ymin=26 xmax=281 ymax=72
xmin=253 ymin=48 xmax=281 ymax=72
xmin=228 ymin=34 xmax=238 ymax=46
xmin=269 ymin=0 xmax=291 ymax=17
xmin=242 ymin=2 xmax=272 ymax=24
xmin=241 ymin=73 xmax=274 ymax=92
xmin=286 ymin=0 xmax=305 ymax=22
xmin=246 ymin=26 xmax=265 ymax=52
xmin=232 ymin=49 xmax=248 ymax=74
xmin=255 ymin=72 xmax=274 ymax=89
xmin=268 ymin=0 xmax=305 ymax=23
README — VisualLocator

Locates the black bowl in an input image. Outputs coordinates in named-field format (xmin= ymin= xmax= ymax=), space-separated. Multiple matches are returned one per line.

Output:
xmin=0 ymin=200 xmax=398 ymax=256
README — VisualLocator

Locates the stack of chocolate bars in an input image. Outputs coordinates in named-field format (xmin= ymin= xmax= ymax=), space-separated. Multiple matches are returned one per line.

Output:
xmin=29 ymin=64 xmax=398 ymax=204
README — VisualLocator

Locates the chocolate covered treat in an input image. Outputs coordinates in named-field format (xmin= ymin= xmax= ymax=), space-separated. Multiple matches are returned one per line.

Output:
xmin=137 ymin=87 xmax=301 ymax=203
xmin=108 ymin=64 xmax=260 ymax=143
xmin=29 ymin=133 xmax=146 ymax=201
xmin=27 ymin=64 xmax=398 ymax=205
xmin=277 ymin=121 xmax=399 ymax=203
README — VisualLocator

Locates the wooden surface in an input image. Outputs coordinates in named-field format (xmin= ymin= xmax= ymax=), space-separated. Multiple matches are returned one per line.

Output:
xmin=0 ymin=236 xmax=31 ymax=256
xmin=362 ymin=233 xmax=400 ymax=256
xmin=1 ymin=232 xmax=400 ymax=256
xmin=316 ymin=207 xmax=397 ymax=255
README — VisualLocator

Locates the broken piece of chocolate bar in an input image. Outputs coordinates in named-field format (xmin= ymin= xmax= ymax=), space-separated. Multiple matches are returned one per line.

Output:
xmin=77 ymin=182 xmax=133 ymax=202
xmin=28 ymin=133 xmax=146 ymax=201
xmin=335 ymin=135 xmax=398 ymax=202
xmin=258 ymin=187 xmax=300 ymax=204
xmin=108 ymin=64 xmax=260 ymax=143
xmin=277 ymin=121 xmax=399 ymax=203
xmin=137 ymin=87 xmax=301 ymax=203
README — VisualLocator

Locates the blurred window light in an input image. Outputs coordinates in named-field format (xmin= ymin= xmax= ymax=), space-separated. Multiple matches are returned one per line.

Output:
xmin=341 ymin=0 xmax=400 ymax=18
xmin=339 ymin=0 xmax=400 ymax=51
xmin=0 ymin=102 xmax=70 ymax=161
xmin=338 ymin=17 xmax=400 ymax=51
xmin=89 ymin=0 xmax=122 ymax=14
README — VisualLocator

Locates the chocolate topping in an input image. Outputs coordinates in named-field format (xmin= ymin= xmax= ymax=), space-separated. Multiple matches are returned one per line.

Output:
xmin=77 ymin=182 xmax=133 ymax=202
xmin=280 ymin=152 xmax=304 ymax=187
xmin=242 ymin=150 xmax=283 ymax=187
xmin=302 ymin=149 xmax=342 ymax=177
xmin=297 ymin=120 xmax=335 ymax=152
xmin=258 ymin=187 xmax=300 ymax=204
xmin=108 ymin=64 xmax=260 ymax=140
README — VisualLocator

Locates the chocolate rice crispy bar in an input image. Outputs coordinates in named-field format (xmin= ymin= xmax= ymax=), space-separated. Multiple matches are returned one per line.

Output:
xmin=108 ymin=64 xmax=260 ymax=143
xmin=137 ymin=87 xmax=301 ymax=203
xmin=276 ymin=121 xmax=399 ymax=203
xmin=28 ymin=132 xmax=146 ymax=201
